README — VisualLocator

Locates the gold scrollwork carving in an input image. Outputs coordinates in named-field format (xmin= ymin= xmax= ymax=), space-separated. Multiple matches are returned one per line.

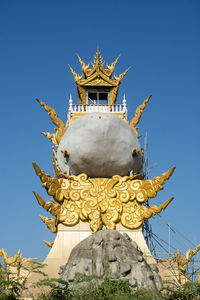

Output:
xmin=33 ymin=162 xmax=175 ymax=233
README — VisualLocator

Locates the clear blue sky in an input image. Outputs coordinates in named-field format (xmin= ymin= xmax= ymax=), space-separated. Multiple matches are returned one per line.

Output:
xmin=0 ymin=0 xmax=200 ymax=260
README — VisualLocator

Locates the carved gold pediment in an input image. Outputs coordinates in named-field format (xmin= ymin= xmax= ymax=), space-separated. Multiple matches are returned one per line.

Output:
xmin=80 ymin=74 xmax=116 ymax=87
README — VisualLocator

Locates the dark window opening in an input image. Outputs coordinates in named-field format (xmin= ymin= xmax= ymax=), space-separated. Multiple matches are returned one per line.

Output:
xmin=87 ymin=90 xmax=109 ymax=104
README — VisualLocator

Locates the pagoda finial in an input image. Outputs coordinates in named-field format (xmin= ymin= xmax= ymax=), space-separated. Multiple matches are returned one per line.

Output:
xmin=93 ymin=46 xmax=103 ymax=66
xmin=96 ymin=45 xmax=100 ymax=60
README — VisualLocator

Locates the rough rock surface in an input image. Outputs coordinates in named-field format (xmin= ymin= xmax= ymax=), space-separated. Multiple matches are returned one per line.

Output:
xmin=57 ymin=113 xmax=142 ymax=177
xmin=59 ymin=230 xmax=162 ymax=291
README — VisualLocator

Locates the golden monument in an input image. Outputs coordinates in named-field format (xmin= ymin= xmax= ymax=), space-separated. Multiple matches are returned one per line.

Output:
xmin=33 ymin=48 xmax=176 ymax=277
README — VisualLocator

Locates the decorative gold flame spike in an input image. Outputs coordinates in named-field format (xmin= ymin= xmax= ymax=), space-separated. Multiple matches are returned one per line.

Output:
xmin=143 ymin=197 xmax=174 ymax=220
xmin=32 ymin=162 xmax=54 ymax=186
xmin=33 ymin=191 xmax=60 ymax=216
xmin=68 ymin=64 xmax=83 ymax=82
xmin=114 ymin=67 xmax=130 ymax=83
xmin=39 ymin=215 xmax=57 ymax=233
xmin=157 ymin=166 xmax=176 ymax=186
xmin=39 ymin=214 xmax=46 ymax=222
xmin=130 ymin=95 xmax=152 ymax=138
xmin=33 ymin=191 xmax=45 ymax=207
xmin=42 ymin=132 xmax=58 ymax=147
xmin=106 ymin=55 xmax=121 ymax=78
xmin=76 ymin=54 xmax=90 ymax=76
xmin=32 ymin=162 xmax=41 ymax=176
xmin=106 ymin=55 xmax=120 ymax=77
xmin=33 ymin=161 xmax=70 ymax=188
xmin=36 ymin=98 xmax=66 ymax=147
xmin=43 ymin=240 xmax=54 ymax=248
xmin=136 ymin=166 xmax=176 ymax=202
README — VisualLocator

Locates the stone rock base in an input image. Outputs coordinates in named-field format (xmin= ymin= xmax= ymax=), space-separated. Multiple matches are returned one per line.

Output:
xmin=43 ymin=223 xmax=155 ymax=278
xmin=59 ymin=229 xmax=162 ymax=291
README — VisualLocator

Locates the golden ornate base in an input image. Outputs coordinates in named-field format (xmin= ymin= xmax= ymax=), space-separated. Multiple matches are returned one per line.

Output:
xmin=33 ymin=163 xmax=175 ymax=234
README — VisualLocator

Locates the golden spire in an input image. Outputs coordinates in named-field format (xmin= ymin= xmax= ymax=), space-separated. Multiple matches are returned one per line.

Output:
xmin=93 ymin=46 xmax=103 ymax=66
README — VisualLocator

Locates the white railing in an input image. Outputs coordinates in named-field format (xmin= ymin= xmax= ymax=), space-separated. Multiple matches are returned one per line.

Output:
xmin=70 ymin=104 xmax=124 ymax=113
xmin=68 ymin=95 xmax=128 ymax=120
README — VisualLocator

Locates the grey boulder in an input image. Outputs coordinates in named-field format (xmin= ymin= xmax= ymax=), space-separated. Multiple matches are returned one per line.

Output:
xmin=57 ymin=113 xmax=142 ymax=177
xmin=59 ymin=230 xmax=162 ymax=291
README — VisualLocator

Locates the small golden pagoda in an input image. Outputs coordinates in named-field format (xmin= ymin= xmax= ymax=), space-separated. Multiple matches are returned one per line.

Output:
xmin=69 ymin=47 xmax=129 ymax=105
